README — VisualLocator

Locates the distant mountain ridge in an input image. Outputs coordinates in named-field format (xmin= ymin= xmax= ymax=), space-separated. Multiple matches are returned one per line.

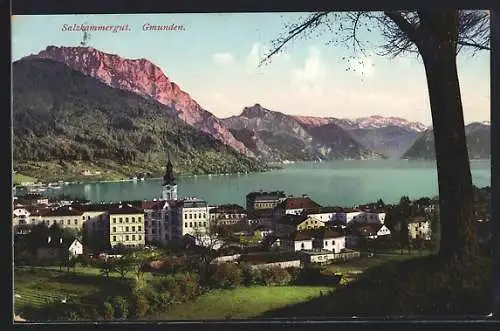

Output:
xmin=295 ymin=115 xmax=427 ymax=158
xmin=222 ymin=104 xmax=386 ymax=162
xmin=402 ymin=122 xmax=491 ymax=160
xmin=24 ymin=46 xmax=253 ymax=157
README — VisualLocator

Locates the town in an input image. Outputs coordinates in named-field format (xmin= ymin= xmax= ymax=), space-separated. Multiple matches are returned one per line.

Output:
xmin=13 ymin=159 xmax=492 ymax=321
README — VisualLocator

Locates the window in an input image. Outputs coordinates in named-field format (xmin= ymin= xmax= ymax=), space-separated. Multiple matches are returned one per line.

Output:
xmin=301 ymin=243 xmax=305 ymax=249
xmin=138 ymin=235 xmax=142 ymax=240
xmin=189 ymin=222 xmax=193 ymax=227
xmin=184 ymin=214 xmax=188 ymax=219
xmin=119 ymin=217 xmax=123 ymax=223
xmin=74 ymin=219 xmax=78 ymax=225
xmin=194 ymin=213 xmax=197 ymax=219
xmin=132 ymin=235 xmax=136 ymax=240
xmin=125 ymin=217 xmax=129 ymax=223
xmin=203 ymin=213 xmax=206 ymax=218
xmin=325 ymin=241 xmax=328 ymax=246
xmin=112 ymin=227 xmax=116 ymax=232
xmin=184 ymin=222 xmax=187 ymax=227
xmin=132 ymin=226 xmax=135 ymax=232
xmin=198 ymin=222 xmax=202 ymax=227
xmin=126 ymin=235 xmax=129 ymax=241
xmin=67 ymin=219 xmax=71 ymax=225
xmin=82 ymin=216 xmax=85 ymax=220
xmin=113 ymin=236 xmax=116 ymax=241
xmin=203 ymin=222 xmax=207 ymax=227
xmin=132 ymin=217 xmax=135 ymax=223
xmin=189 ymin=214 xmax=192 ymax=219
xmin=126 ymin=226 xmax=130 ymax=232
xmin=198 ymin=213 xmax=202 ymax=219
xmin=138 ymin=226 xmax=142 ymax=231
xmin=112 ymin=218 xmax=116 ymax=224
xmin=138 ymin=216 xmax=142 ymax=222
xmin=87 ymin=216 xmax=90 ymax=220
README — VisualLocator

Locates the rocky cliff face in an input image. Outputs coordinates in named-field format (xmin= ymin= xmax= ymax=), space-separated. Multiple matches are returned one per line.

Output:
xmin=25 ymin=46 xmax=252 ymax=157
xmin=295 ymin=115 xmax=427 ymax=158
xmin=222 ymin=104 xmax=385 ymax=161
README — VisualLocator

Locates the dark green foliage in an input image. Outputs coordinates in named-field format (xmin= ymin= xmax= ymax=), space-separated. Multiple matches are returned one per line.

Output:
xmin=130 ymin=291 xmax=150 ymax=319
xmin=110 ymin=296 xmax=129 ymax=319
xmin=102 ymin=301 xmax=114 ymax=320
xmin=259 ymin=267 xmax=292 ymax=286
xmin=211 ymin=263 xmax=242 ymax=289
xmin=260 ymin=256 xmax=492 ymax=317
xmin=12 ymin=59 xmax=266 ymax=180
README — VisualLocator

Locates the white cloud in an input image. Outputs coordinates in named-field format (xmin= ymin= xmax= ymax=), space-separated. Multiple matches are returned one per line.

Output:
xmin=213 ymin=52 xmax=235 ymax=65
xmin=245 ymin=42 xmax=269 ymax=73
xmin=291 ymin=46 xmax=327 ymax=97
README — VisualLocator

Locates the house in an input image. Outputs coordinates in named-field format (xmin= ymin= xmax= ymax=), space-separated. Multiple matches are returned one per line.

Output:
xmin=39 ymin=206 xmax=85 ymax=230
xmin=12 ymin=207 xmax=31 ymax=226
xmin=108 ymin=204 xmax=146 ymax=248
xmin=407 ymin=216 xmax=431 ymax=241
xmin=210 ymin=204 xmax=247 ymax=226
xmin=276 ymin=214 xmax=326 ymax=234
xmin=280 ymin=230 xmax=315 ymax=251
xmin=345 ymin=223 xmax=390 ymax=248
xmin=320 ymin=229 xmax=346 ymax=253
xmin=172 ymin=198 xmax=210 ymax=241
xmin=123 ymin=199 xmax=170 ymax=246
xmin=37 ymin=237 xmax=83 ymax=262
xmin=254 ymin=225 xmax=273 ymax=240
xmin=273 ymin=195 xmax=322 ymax=219
xmin=246 ymin=191 xmax=286 ymax=220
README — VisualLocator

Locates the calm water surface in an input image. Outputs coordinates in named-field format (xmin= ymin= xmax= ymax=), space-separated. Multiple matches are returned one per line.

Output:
xmin=46 ymin=160 xmax=491 ymax=207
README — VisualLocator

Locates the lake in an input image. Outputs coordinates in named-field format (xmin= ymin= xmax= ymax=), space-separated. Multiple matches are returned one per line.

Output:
xmin=45 ymin=160 xmax=491 ymax=207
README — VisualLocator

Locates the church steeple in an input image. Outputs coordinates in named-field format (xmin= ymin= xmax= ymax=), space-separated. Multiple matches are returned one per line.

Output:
xmin=162 ymin=152 xmax=178 ymax=201
xmin=163 ymin=153 xmax=176 ymax=186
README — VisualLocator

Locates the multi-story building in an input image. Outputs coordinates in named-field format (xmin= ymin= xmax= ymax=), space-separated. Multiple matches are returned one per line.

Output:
xmin=125 ymin=199 xmax=170 ymax=246
xmin=209 ymin=204 xmax=247 ymax=226
xmin=108 ymin=204 xmax=145 ymax=248
xmin=246 ymin=190 xmax=286 ymax=221
xmin=273 ymin=195 xmax=322 ymax=219
xmin=169 ymin=198 xmax=210 ymax=243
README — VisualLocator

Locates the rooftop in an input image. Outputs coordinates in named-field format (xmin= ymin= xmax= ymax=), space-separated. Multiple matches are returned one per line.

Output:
xmin=280 ymin=196 xmax=322 ymax=210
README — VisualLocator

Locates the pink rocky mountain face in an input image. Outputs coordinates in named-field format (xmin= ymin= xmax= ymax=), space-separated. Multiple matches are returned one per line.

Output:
xmin=26 ymin=46 xmax=253 ymax=157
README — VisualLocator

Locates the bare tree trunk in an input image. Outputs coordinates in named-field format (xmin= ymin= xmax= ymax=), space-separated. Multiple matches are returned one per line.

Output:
xmin=419 ymin=17 xmax=478 ymax=260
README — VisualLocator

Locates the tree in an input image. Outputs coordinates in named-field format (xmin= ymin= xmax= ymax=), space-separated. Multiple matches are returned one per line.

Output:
xmin=260 ymin=10 xmax=489 ymax=262
xmin=114 ymin=256 xmax=134 ymax=281
xmin=399 ymin=196 xmax=411 ymax=254
xmin=98 ymin=259 xmax=116 ymax=280
xmin=189 ymin=225 xmax=227 ymax=284
xmin=128 ymin=251 xmax=160 ymax=286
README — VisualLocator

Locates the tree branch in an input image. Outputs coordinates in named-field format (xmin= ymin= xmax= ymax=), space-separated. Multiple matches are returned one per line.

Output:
xmin=258 ymin=11 xmax=332 ymax=67
xmin=384 ymin=11 xmax=421 ymax=44
xmin=457 ymin=40 xmax=491 ymax=50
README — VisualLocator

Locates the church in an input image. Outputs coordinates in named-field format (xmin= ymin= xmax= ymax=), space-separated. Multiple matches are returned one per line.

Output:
xmin=143 ymin=154 xmax=210 ymax=247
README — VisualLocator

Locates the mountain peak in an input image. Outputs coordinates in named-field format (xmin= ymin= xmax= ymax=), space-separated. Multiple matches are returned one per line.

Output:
xmin=25 ymin=45 xmax=252 ymax=156
xmin=241 ymin=103 xmax=271 ymax=118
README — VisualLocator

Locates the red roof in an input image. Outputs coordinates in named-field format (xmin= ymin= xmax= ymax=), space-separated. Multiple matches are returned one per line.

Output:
xmin=283 ymin=197 xmax=321 ymax=210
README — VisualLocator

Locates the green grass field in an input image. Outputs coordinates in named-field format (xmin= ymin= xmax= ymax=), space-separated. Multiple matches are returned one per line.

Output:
xmin=13 ymin=267 xmax=132 ymax=318
xmin=149 ymin=286 xmax=335 ymax=320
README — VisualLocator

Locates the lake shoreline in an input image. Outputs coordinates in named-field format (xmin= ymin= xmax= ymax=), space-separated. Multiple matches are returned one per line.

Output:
xmin=22 ymin=159 xmax=490 ymax=208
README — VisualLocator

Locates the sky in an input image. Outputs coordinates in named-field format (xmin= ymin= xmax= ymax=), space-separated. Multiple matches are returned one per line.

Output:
xmin=11 ymin=13 xmax=490 ymax=125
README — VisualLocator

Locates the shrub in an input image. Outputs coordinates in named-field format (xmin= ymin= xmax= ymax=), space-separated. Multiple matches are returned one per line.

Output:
xmin=286 ymin=267 xmax=301 ymax=284
xmin=130 ymin=292 xmax=150 ymax=319
xmin=102 ymin=302 xmax=114 ymax=320
xmin=111 ymin=296 xmax=129 ymax=319
xmin=259 ymin=267 xmax=292 ymax=286
xmin=212 ymin=263 xmax=242 ymax=289
xmin=240 ymin=263 xmax=257 ymax=286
